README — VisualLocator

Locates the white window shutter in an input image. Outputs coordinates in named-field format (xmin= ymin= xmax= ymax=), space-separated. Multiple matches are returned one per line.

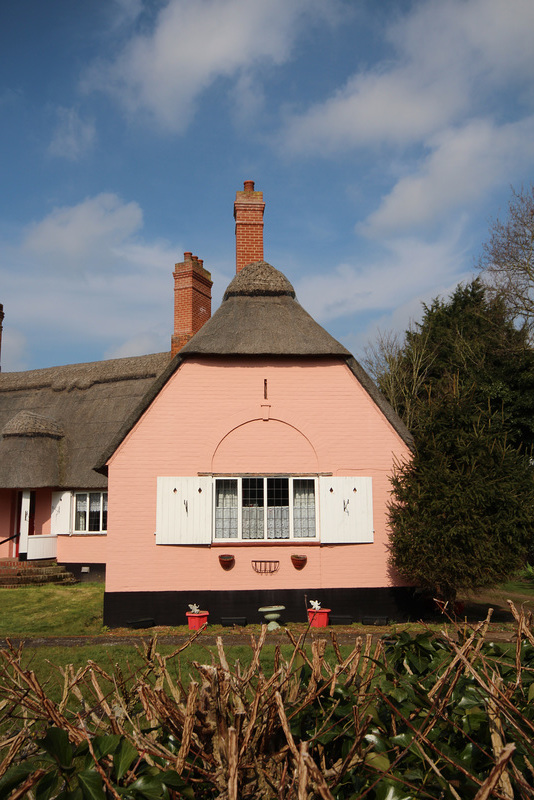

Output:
xmin=156 ymin=477 xmax=212 ymax=544
xmin=51 ymin=491 xmax=72 ymax=535
xmin=319 ymin=477 xmax=373 ymax=543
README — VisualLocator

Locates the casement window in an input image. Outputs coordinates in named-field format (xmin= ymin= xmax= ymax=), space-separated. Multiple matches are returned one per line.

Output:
xmin=214 ymin=477 xmax=317 ymax=540
xmin=74 ymin=492 xmax=108 ymax=533
xmin=156 ymin=476 xmax=373 ymax=545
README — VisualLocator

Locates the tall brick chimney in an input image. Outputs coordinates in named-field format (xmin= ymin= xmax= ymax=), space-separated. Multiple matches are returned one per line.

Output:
xmin=234 ymin=180 xmax=265 ymax=273
xmin=0 ymin=303 xmax=4 ymax=373
xmin=171 ymin=253 xmax=212 ymax=357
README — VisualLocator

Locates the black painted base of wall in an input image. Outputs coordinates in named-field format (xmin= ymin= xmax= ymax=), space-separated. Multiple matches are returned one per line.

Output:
xmin=104 ymin=586 xmax=425 ymax=628
xmin=60 ymin=562 xmax=106 ymax=583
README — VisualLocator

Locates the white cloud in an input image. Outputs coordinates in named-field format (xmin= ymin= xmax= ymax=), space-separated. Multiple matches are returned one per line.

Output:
xmin=360 ymin=116 xmax=534 ymax=237
xmin=24 ymin=194 xmax=143 ymax=264
xmin=396 ymin=0 xmax=534 ymax=86
xmin=282 ymin=68 xmax=464 ymax=153
xmin=281 ymin=0 xmax=534 ymax=153
xmin=48 ymin=107 xmax=96 ymax=161
xmin=229 ymin=72 xmax=266 ymax=127
xmin=295 ymin=232 xmax=468 ymax=325
xmin=0 ymin=188 xmax=240 ymax=371
xmin=104 ymin=332 xmax=167 ymax=360
xmin=0 ymin=194 xmax=190 ymax=368
xmin=294 ymin=229 xmax=474 ymax=363
xmin=84 ymin=0 xmax=339 ymax=131
xmin=110 ymin=0 xmax=144 ymax=27
xmin=346 ymin=274 xmax=472 ymax=363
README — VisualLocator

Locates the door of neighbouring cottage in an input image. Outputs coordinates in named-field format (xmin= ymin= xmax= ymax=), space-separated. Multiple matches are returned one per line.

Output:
xmin=16 ymin=490 xmax=35 ymax=560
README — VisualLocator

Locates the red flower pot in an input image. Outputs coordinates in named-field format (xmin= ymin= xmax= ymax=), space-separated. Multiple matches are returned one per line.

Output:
xmin=291 ymin=554 xmax=307 ymax=570
xmin=307 ymin=608 xmax=330 ymax=627
xmin=186 ymin=612 xmax=209 ymax=630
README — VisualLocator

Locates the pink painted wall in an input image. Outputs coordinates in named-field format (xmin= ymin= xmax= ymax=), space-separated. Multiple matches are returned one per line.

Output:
xmin=57 ymin=534 xmax=107 ymax=565
xmin=0 ymin=489 xmax=15 ymax=558
xmin=105 ymin=357 xmax=411 ymax=593
xmin=34 ymin=489 xmax=52 ymax=536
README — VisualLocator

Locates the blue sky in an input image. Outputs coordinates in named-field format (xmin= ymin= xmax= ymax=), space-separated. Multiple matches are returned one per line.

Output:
xmin=1 ymin=0 xmax=533 ymax=372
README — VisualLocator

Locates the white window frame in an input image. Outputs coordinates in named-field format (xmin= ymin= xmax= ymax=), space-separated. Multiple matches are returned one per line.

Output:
xmin=73 ymin=491 xmax=108 ymax=534
xmin=213 ymin=476 xmax=318 ymax=542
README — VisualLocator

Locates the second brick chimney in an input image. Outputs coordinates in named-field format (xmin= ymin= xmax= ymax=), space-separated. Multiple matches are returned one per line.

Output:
xmin=171 ymin=253 xmax=212 ymax=357
xmin=234 ymin=180 xmax=265 ymax=273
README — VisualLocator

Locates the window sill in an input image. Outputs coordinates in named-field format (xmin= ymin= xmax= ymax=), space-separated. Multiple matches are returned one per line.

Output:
xmin=210 ymin=540 xmax=320 ymax=547
xmin=58 ymin=532 xmax=107 ymax=537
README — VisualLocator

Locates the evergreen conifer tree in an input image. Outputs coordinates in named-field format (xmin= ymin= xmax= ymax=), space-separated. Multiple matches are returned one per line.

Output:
xmin=384 ymin=280 xmax=534 ymax=599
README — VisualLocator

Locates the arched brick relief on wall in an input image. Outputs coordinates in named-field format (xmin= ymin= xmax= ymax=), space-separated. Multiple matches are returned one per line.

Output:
xmin=211 ymin=418 xmax=319 ymax=474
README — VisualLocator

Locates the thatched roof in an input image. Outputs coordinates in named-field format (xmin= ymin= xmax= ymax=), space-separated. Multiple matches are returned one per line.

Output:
xmin=97 ymin=262 xmax=412 ymax=469
xmin=0 ymin=352 xmax=170 ymax=489
xmin=223 ymin=261 xmax=296 ymax=299
xmin=180 ymin=262 xmax=350 ymax=357
xmin=3 ymin=410 xmax=64 ymax=438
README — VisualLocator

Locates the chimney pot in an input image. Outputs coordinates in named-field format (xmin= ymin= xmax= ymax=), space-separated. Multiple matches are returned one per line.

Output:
xmin=184 ymin=251 xmax=192 ymax=261
xmin=243 ymin=180 xmax=255 ymax=193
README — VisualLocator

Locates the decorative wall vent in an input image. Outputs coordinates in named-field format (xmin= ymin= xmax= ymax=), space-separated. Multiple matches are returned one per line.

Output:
xmin=251 ymin=560 xmax=280 ymax=575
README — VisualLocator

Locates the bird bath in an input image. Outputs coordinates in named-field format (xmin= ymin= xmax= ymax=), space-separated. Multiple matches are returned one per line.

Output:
xmin=258 ymin=605 xmax=285 ymax=630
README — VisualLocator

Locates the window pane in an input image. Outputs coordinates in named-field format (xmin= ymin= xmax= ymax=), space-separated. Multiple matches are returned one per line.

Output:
xmin=75 ymin=494 xmax=87 ymax=531
xmin=293 ymin=479 xmax=316 ymax=538
xmin=88 ymin=493 xmax=102 ymax=531
xmin=242 ymin=478 xmax=264 ymax=539
xmin=267 ymin=478 xmax=289 ymax=539
xmin=215 ymin=480 xmax=238 ymax=538
xmin=102 ymin=493 xmax=108 ymax=531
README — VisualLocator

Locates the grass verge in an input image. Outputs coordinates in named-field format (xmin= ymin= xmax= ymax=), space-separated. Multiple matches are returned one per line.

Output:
xmin=0 ymin=583 xmax=105 ymax=637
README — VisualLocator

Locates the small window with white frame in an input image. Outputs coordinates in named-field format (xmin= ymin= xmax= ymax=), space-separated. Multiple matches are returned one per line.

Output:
xmin=74 ymin=492 xmax=108 ymax=533
xmin=214 ymin=477 xmax=316 ymax=540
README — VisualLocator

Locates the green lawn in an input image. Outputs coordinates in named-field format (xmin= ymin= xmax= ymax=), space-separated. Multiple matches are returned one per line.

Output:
xmin=496 ymin=576 xmax=534 ymax=595
xmin=0 ymin=583 xmax=105 ymax=637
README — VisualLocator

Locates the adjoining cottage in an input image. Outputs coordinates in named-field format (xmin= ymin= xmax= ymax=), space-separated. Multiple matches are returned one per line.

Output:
xmin=0 ymin=354 xmax=170 ymax=579
xmin=0 ymin=182 xmax=415 ymax=624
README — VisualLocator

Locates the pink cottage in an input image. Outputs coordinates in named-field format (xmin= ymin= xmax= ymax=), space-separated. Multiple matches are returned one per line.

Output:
xmin=0 ymin=182 xmax=414 ymax=626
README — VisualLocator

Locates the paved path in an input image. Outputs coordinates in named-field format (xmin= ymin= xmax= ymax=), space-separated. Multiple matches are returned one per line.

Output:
xmin=0 ymin=623 xmax=516 ymax=649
